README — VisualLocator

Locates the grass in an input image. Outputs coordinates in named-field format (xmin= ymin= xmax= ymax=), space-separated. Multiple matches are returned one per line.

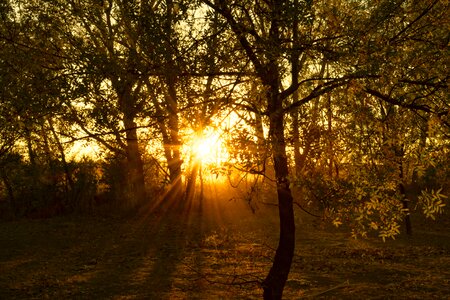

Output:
xmin=1 ymin=186 xmax=449 ymax=299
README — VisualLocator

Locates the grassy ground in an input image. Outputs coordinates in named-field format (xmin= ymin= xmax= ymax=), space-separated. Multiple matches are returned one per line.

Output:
xmin=1 ymin=186 xmax=449 ymax=299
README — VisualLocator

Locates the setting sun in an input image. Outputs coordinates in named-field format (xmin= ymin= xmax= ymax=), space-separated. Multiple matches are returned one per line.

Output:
xmin=193 ymin=136 xmax=215 ymax=159
xmin=188 ymin=129 xmax=229 ymax=166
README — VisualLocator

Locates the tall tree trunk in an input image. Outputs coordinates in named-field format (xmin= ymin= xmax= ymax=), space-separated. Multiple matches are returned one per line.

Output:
xmin=166 ymin=152 xmax=183 ymax=199
xmin=290 ymin=3 xmax=303 ymax=178
xmin=261 ymin=3 xmax=296 ymax=298
xmin=254 ymin=109 xmax=267 ymax=172
xmin=123 ymin=115 xmax=146 ymax=207
xmin=48 ymin=118 xmax=74 ymax=193
xmin=0 ymin=173 xmax=15 ymax=207
xmin=24 ymin=126 xmax=36 ymax=166
xmin=166 ymin=76 xmax=183 ymax=200
xmin=147 ymin=76 xmax=183 ymax=202
xmin=204 ymin=2 xmax=298 ymax=298
xmin=47 ymin=117 xmax=75 ymax=211
xmin=41 ymin=123 xmax=52 ymax=166
xmin=397 ymin=144 xmax=412 ymax=235
xmin=412 ymin=118 xmax=428 ymax=190
xmin=114 ymin=74 xmax=146 ymax=207
xmin=156 ymin=0 xmax=184 ymax=202
xmin=292 ymin=107 xmax=302 ymax=177
xmin=184 ymin=160 xmax=199 ymax=206
xmin=199 ymin=161 xmax=204 ymax=213
xmin=159 ymin=118 xmax=183 ymax=201
xmin=263 ymin=88 xmax=296 ymax=300
xmin=327 ymin=93 xmax=334 ymax=178
xmin=400 ymin=180 xmax=412 ymax=235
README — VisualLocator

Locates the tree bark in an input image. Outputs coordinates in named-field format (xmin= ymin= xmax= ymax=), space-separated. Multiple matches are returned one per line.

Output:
xmin=24 ymin=126 xmax=36 ymax=166
xmin=397 ymin=145 xmax=412 ymax=235
xmin=184 ymin=160 xmax=199 ymax=206
xmin=165 ymin=75 xmax=183 ymax=200
xmin=327 ymin=93 xmax=334 ymax=178
xmin=400 ymin=181 xmax=412 ymax=235
xmin=114 ymin=72 xmax=146 ymax=207
xmin=123 ymin=115 xmax=146 ymax=207
xmin=263 ymin=88 xmax=295 ymax=300
xmin=254 ymin=109 xmax=267 ymax=172
xmin=147 ymin=76 xmax=183 ymax=202
xmin=48 ymin=117 xmax=74 ymax=193
xmin=291 ymin=107 xmax=302 ymax=177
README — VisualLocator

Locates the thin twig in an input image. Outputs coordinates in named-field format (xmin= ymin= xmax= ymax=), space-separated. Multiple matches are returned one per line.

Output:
xmin=293 ymin=201 xmax=322 ymax=218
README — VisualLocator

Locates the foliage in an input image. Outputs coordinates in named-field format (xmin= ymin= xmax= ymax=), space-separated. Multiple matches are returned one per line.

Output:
xmin=417 ymin=188 xmax=447 ymax=220
xmin=67 ymin=159 xmax=101 ymax=212
xmin=99 ymin=154 xmax=129 ymax=204
xmin=0 ymin=151 xmax=104 ymax=217
xmin=296 ymin=169 xmax=405 ymax=241
xmin=297 ymin=152 xmax=449 ymax=240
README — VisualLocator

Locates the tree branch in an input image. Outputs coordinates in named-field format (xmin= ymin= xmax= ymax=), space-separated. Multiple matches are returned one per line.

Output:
xmin=364 ymin=88 xmax=434 ymax=113
xmin=201 ymin=0 xmax=266 ymax=78
xmin=283 ymin=79 xmax=348 ymax=113
xmin=389 ymin=0 xmax=440 ymax=43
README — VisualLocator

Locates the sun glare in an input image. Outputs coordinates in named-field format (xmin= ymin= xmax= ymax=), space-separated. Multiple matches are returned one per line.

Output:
xmin=193 ymin=137 xmax=214 ymax=158
xmin=68 ymin=140 xmax=101 ymax=160
xmin=189 ymin=130 xmax=228 ymax=166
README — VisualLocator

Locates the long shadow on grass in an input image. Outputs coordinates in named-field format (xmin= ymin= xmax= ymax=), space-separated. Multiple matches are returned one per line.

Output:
xmin=136 ymin=195 xmax=206 ymax=298
xmin=78 ymin=194 xmax=209 ymax=299
xmin=0 ymin=187 xmax=260 ymax=299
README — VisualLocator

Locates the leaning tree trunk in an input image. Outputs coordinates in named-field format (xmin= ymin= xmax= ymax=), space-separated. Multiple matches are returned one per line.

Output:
xmin=263 ymin=87 xmax=296 ymax=300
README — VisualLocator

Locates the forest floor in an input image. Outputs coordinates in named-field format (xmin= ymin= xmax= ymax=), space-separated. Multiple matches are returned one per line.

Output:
xmin=1 ymin=185 xmax=450 ymax=299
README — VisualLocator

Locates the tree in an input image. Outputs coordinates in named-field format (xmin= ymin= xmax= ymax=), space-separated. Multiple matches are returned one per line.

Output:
xmin=348 ymin=0 xmax=449 ymax=236
xmin=0 ymin=0 xmax=83 ymax=213
xmin=0 ymin=5 xmax=20 ymax=163
xmin=201 ymin=0 xmax=352 ymax=298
